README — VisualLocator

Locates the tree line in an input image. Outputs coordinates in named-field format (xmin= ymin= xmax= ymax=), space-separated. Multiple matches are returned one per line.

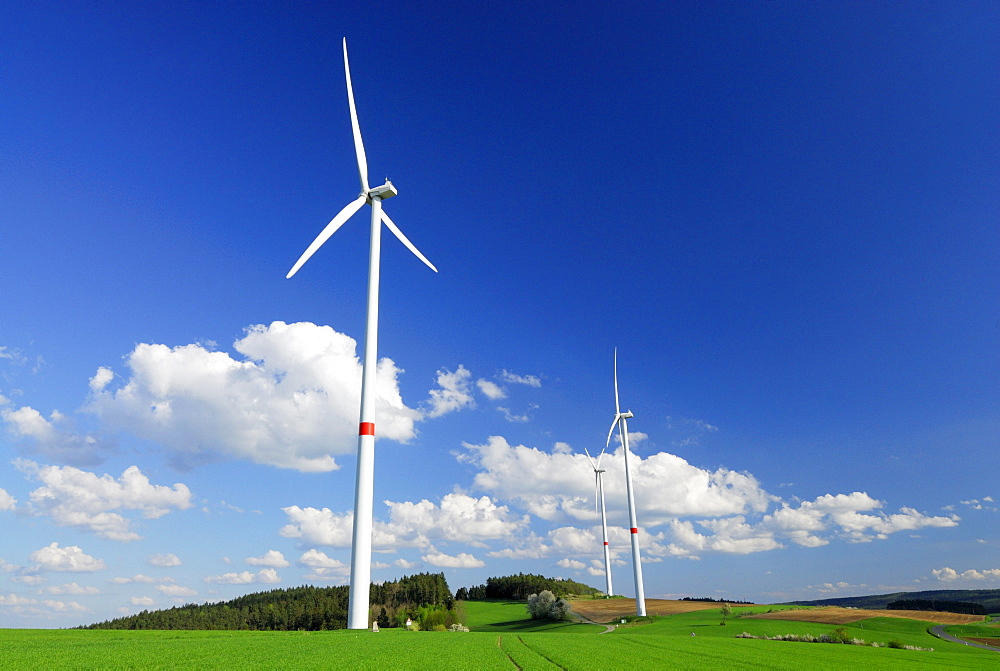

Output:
xmin=788 ymin=588 xmax=1000 ymax=611
xmin=681 ymin=596 xmax=754 ymax=605
xmin=81 ymin=572 xmax=456 ymax=631
xmin=887 ymin=599 xmax=987 ymax=615
xmin=455 ymin=573 xmax=600 ymax=601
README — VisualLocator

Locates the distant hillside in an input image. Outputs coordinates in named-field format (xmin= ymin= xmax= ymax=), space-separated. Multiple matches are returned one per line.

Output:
xmin=81 ymin=572 xmax=455 ymax=631
xmin=787 ymin=589 xmax=1000 ymax=612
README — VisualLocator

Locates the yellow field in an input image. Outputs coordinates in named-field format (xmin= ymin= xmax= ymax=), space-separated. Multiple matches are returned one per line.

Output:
xmin=746 ymin=606 xmax=984 ymax=625
xmin=569 ymin=598 xmax=724 ymax=623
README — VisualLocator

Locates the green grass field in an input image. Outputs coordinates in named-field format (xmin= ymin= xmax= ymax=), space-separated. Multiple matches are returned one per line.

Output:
xmin=460 ymin=599 xmax=604 ymax=634
xmin=2 ymin=602 xmax=997 ymax=669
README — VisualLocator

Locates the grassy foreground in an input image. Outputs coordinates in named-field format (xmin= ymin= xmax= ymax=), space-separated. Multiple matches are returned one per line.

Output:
xmin=2 ymin=602 xmax=997 ymax=669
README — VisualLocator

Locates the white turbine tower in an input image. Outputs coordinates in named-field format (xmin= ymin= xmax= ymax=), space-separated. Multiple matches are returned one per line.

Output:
xmin=584 ymin=446 xmax=613 ymax=598
xmin=606 ymin=349 xmax=646 ymax=616
xmin=286 ymin=38 xmax=437 ymax=630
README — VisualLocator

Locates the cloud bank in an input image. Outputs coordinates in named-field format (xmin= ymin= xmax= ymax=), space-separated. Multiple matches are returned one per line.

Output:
xmin=85 ymin=322 xmax=422 ymax=472
xmin=17 ymin=461 xmax=192 ymax=542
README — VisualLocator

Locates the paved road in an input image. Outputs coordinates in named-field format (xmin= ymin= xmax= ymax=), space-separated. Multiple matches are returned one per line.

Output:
xmin=929 ymin=624 xmax=1000 ymax=652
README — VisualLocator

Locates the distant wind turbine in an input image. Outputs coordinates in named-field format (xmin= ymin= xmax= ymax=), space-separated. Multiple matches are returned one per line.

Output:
xmin=286 ymin=38 xmax=437 ymax=630
xmin=606 ymin=349 xmax=646 ymax=616
xmin=584 ymin=446 xmax=613 ymax=598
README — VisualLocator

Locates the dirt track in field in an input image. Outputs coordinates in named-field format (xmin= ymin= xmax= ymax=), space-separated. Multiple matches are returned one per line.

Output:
xmin=569 ymin=598 xmax=726 ymax=623
xmin=746 ymin=606 xmax=985 ymax=625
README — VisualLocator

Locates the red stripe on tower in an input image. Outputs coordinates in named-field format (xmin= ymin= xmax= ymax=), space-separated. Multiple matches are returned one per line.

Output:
xmin=604 ymin=541 xmax=609 ymax=546
xmin=630 ymin=527 xmax=638 ymax=534
xmin=359 ymin=422 xmax=375 ymax=436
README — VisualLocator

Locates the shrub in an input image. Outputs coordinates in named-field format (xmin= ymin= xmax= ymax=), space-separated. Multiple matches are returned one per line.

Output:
xmin=887 ymin=638 xmax=904 ymax=649
xmin=526 ymin=591 xmax=572 ymax=621
xmin=448 ymin=623 xmax=470 ymax=632
xmin=829 ymin=627 xmax=852 ymax=644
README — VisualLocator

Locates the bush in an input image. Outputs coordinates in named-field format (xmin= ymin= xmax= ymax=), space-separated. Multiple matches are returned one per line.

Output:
xmin=887 ymin=638 xmax=904 ymax=649
xmin=448 ymin=623 xmax=470 ymax=632
xmin=829 ymin=627 xmax=852 ymax=644
xmin=526 ymin=591 xmax=571 ymax=621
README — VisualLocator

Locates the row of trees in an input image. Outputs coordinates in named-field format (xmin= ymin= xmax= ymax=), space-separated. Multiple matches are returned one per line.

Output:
xmin=681 ymin=596 xmax=754 ymax=605
xmin=82 ymin=573 xmax=456 ymax=631
xmin=887 ymin=599 xmax=987 ymax=615
xmin=455 ymin=573 xmax=600 ymax=601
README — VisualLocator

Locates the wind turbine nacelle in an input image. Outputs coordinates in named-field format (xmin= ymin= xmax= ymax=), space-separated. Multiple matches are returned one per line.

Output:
xmin=368 ymin=181 xmax=398 ymax=200
xmin=622 ymin=411 xmax=634 ymax=419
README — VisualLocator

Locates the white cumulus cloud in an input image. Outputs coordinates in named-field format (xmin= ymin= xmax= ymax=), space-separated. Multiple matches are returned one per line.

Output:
xmin=281 ymin=494 xmax=528 ymax=551
xmin=41 ymin=582 xmax=99 ymax=595
xmin=424 ymin=365 xmax=475 ymax=418
xmin=0 ymin=403 xmax=105 ymax=466
xmin=476 ymin=379 xmax=507 ymax=401
xmin=384 ymin=494 xmax=528 ymax=544
xmin=30 ymin=543 xmax=106 ymax=573
xmin=0 ymin=488 xmax=15 ymax=511
xmin=459 ymin=436 xmax=774 ymax=524
xmin=246 ymin=550 xmax=290 ymax=568
xmin=17 ymin=461 xmax=192 ymax=542
xmin=110 ymin=574 xmax=175 ymax=585
xmin=156 ymin=584 xmax=197 ymax=598
xmin=205 ymin=569 xmax=280 ymax=585
xmin=280 ymin=507 xmax=355 ymax=547
xmin=421 ymin=551 xmax=484 ymax=568
xmin=0 ymin=593 xmax=36 ymax=606
xmin=42 ymin=599 xmax=86 ymax=613
xmin=500 ymin=370 xmax=541 ymax=387
xmin=147 ymin=553 xmax=182 ymax=568
xmin=459 ymin=436 xmax=958 ymax=557
xmin=933 ymin=567 xmax=1000 ymax=582
xmin=297 ymin=549 xmax=350 ymax=580
xmin=86 ymin=321 xmax=421 ymax=472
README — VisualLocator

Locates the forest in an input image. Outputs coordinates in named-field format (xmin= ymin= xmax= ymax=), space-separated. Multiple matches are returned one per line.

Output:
xmin=790 ymin=588 xmax=1000 ymax=612
xmin=455 ymin=573 xmax=600 ymax=601
xmin=886 ymin=598 xmax=987 ymax=615
xmin=81 ymin=572 xmax=455 ymax=631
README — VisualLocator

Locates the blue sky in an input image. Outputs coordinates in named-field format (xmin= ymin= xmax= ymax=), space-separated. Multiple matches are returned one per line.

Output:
xmin=1 ymin=2 xmax=998 ymax=627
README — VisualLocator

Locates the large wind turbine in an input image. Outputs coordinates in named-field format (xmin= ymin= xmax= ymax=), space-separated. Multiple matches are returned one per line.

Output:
xmin=584 ymin=446 xmax=613 ymax=598
xmin=286 ymin=38 xmax=437 ymax=630
xmin=606 ymin=349 xmax=646 ymax=616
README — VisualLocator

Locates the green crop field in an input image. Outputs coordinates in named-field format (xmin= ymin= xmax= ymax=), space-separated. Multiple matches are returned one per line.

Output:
xmin=2 ymin=602 xmax=997 ymax=669
xmin=461 ymin=599 xmax=604 ymax=633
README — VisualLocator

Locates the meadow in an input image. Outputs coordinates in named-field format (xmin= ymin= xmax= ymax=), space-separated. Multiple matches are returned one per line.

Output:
xmin=2 ymin=601 xmax=998 ymax=669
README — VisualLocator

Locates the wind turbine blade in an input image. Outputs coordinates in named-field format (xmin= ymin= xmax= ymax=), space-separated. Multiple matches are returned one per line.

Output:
xmin=380 ymin=209 xmax=438 ymax=272
xmin=343 ymin=38 xmax=369 ymax=193
xmin=286 ymin=195 xmax=367 ymax=278
xmin=594 ymin=471 xmax=600 ymax=514
xmin=583 ymin=447 xmax=597 ymax=469
xmin=613 ymin=348 xmax=621 ymax=415
xmin=606 ymin=417 xmax=618 ymax=448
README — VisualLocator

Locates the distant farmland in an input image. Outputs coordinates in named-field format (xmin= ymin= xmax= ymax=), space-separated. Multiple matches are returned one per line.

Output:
xmin=570 ymin=598 xmax=740 ymax=622
xmin=746 ymin=606 xmax=985 ymax=626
